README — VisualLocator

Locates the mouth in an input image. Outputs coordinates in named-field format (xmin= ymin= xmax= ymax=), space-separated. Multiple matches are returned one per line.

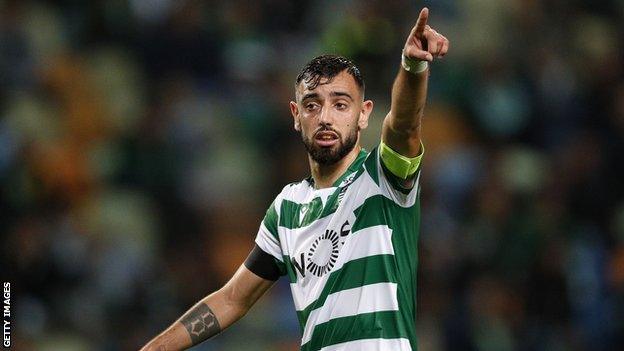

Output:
xmin=314 ymin=131 xmax=339 ymax=147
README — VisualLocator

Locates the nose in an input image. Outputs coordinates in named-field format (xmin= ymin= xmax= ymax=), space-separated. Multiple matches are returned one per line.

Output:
xmin=318 ymin=104 xmax=332 ymax=125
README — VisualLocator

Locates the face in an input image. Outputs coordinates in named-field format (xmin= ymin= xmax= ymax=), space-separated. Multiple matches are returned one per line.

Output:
xmin=290 ymin=70 xmax=373 ymax=165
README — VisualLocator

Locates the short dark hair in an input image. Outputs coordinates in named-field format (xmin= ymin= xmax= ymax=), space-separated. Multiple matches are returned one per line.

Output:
xmin=295 ymin=54 xmax=364 ymax=93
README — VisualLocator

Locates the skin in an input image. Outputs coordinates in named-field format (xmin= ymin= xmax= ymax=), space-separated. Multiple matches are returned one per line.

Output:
xmin=289 ymin=71 xmax=373 ymax=189
xmin=140 ymin=7 xmax=448 ymax=351
xmin=140 ymin=264 xmax=273 ymax=351
xmin=383 ymin=7 xmax=448 ymax=160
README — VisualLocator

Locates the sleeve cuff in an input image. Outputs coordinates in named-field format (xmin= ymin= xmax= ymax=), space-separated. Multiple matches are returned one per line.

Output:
xmin=379 ymin=141 xmax=424 ymax=179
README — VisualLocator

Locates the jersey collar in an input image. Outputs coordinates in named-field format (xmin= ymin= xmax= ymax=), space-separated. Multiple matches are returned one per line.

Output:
xmin=332 ymin=148 xmax=368 ymax=187
xmin=306 ymin=148 xmax=368 ymax=189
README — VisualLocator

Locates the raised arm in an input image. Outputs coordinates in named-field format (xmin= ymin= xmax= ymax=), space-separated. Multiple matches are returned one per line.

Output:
xmin=140 ymin=264 xmax=274 ymax=351
xmin=382 ymin=7 xmax=449 ymax=158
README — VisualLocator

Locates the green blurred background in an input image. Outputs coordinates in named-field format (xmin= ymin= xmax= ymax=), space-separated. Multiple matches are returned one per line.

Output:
xmin=1 ymin=0 xmax=624 ymax=350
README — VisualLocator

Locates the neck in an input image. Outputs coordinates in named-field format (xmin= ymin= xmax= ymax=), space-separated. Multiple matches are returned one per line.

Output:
xmin=309 ymin=144 xmax=362 ymax=189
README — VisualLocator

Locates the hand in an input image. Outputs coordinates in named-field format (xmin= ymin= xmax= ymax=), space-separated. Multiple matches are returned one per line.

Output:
xmin=403 ymin=8 xmax=449 ymax=62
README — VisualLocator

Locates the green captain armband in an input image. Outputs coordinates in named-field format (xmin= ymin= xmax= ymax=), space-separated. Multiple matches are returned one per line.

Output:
xmin=379 ymin=141 xmax=424 ymax=179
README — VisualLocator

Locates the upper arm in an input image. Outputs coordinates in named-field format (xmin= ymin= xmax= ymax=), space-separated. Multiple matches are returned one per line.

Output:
xmin=380 ymin=73 xmax=426 ymax=183
xmin=382 ymin=112 xmax=423 ymax=158
xmin=382 ymin=62 xmax=429 ymax=158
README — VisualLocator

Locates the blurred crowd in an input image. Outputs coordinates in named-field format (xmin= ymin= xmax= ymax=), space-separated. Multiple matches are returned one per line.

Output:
xmin=1 ymin=0 xmax=623 ymax=350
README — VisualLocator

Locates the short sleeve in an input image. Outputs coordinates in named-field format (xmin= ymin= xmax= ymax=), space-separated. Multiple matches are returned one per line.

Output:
xmin=366 ymin=145 xmax=422 ymax=208
xmin=254 ymin=199 xmax=287 ymax=276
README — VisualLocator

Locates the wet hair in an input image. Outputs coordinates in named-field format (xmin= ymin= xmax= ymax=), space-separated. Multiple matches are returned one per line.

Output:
xmin=295 ymin=54 xmax=364 ymax=94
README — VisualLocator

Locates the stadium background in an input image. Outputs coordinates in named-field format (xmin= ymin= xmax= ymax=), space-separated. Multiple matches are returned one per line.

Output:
xmin=1 ymin=0 xmax=623 ymax=350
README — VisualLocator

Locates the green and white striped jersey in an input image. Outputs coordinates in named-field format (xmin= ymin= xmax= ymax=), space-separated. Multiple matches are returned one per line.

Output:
xmin=255 ymin=145 xmax=422 ymax=351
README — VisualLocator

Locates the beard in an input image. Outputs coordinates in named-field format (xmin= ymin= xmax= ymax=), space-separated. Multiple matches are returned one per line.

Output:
xmin=302 ymin=126 xmax=358 ymax=165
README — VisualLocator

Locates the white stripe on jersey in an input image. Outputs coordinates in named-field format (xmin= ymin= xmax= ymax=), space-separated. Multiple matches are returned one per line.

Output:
xmin=318 ymin=337 xmax=412 ymax=351
xmin=374 ymin=148 xmax=420 ymax=208
xmin=255 ymin=222 xmax=283 ymax=262
xmin=301 ymin=282 xmax=399 ymax=344
xmin=289 ymin=224 xmax=395 ymax=311
xmin=282 ymin=180 xmax=334 ymax=204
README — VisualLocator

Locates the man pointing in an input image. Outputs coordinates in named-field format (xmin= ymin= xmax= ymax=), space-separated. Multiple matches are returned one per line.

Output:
xmin=142 ymin=8 xmax=449 ymax=351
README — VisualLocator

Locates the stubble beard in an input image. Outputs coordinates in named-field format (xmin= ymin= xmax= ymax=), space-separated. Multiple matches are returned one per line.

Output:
xmin=302 ymin=126 xmax=358 ymax=166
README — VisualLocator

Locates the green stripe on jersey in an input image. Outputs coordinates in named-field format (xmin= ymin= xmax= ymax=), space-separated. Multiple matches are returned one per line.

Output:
xmin=354 ymin=194 xmax=421 ymax=319
xmin=297 ymin=254 xmax=398 ymax=325
xmin=262 ymin=201 xmax=279 ymax=239
xmin=331 ymin=148 xmax=368 ymax=187
xmin=280 ymin=197 xmax=324 ymax=229
xmin=364 ymin=146 xmax=380 ymax=186
xmin=353 ymin=194 xmax=420 ymax=232
xmin=300 ymin=311 xmax=411 ymax=351
xmin=283 ymin=254 xmax=299 ymax=285
xmin=279 ymin=168 xmax=367 ymax=230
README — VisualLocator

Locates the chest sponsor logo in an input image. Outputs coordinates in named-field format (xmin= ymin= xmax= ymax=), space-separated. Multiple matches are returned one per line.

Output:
xmin=291 ymin=220 xmax=351 ymax=278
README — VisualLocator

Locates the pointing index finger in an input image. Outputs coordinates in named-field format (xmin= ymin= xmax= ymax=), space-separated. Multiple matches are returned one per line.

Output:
xmin=414 ymin=7 xmax=429 ymax=36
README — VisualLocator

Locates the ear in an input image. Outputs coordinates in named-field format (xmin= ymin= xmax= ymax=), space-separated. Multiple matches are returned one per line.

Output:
xmin=358 ymin=100 xmax=373 ymax=130
xmin=290 ymin=101 xmax=301 ymax=131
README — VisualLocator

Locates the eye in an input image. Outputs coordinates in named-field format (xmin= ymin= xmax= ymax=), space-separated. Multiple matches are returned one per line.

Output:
xmin=305 ymin=102 xmax=319 ymax=112
xmin=335 ymin=102 xmax=348 ymax=110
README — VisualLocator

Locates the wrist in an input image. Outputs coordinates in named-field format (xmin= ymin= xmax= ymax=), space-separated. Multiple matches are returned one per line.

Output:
xmin=401 ymin=52 xmax=428 ymax=74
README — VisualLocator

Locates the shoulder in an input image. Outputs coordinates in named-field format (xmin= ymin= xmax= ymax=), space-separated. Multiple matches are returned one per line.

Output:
xmin=275 ymin=178 xmax=313 ymax=206
xmin=360 ymin=144 xmax=422 ymax=208
xmin=362 ymin=145 xmax=381 ymax=185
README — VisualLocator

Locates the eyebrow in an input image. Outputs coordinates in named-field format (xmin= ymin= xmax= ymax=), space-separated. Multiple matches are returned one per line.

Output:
xmin=330 ymin=91 xmax=354 ymax=101
xmin=300 ymin=91 xmax=354 ymax=102
xmin=301 ymin=92 xmax=319 ymax=102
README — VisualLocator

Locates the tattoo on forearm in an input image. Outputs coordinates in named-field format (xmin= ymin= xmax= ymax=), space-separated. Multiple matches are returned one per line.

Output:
xmin=181 ymin=303 xmax=221 ymax=344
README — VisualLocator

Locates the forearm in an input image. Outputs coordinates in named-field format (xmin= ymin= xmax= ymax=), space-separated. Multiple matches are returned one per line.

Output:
xmin=141 ymin=264 xmax=274 ymax=351
xmin=141 ymin=289 xmax=246 ymax=351
xmin=383 ymin=67 xmax=429 ymax=156
xmin=383 ymin=7 xmax=448 ymax=158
